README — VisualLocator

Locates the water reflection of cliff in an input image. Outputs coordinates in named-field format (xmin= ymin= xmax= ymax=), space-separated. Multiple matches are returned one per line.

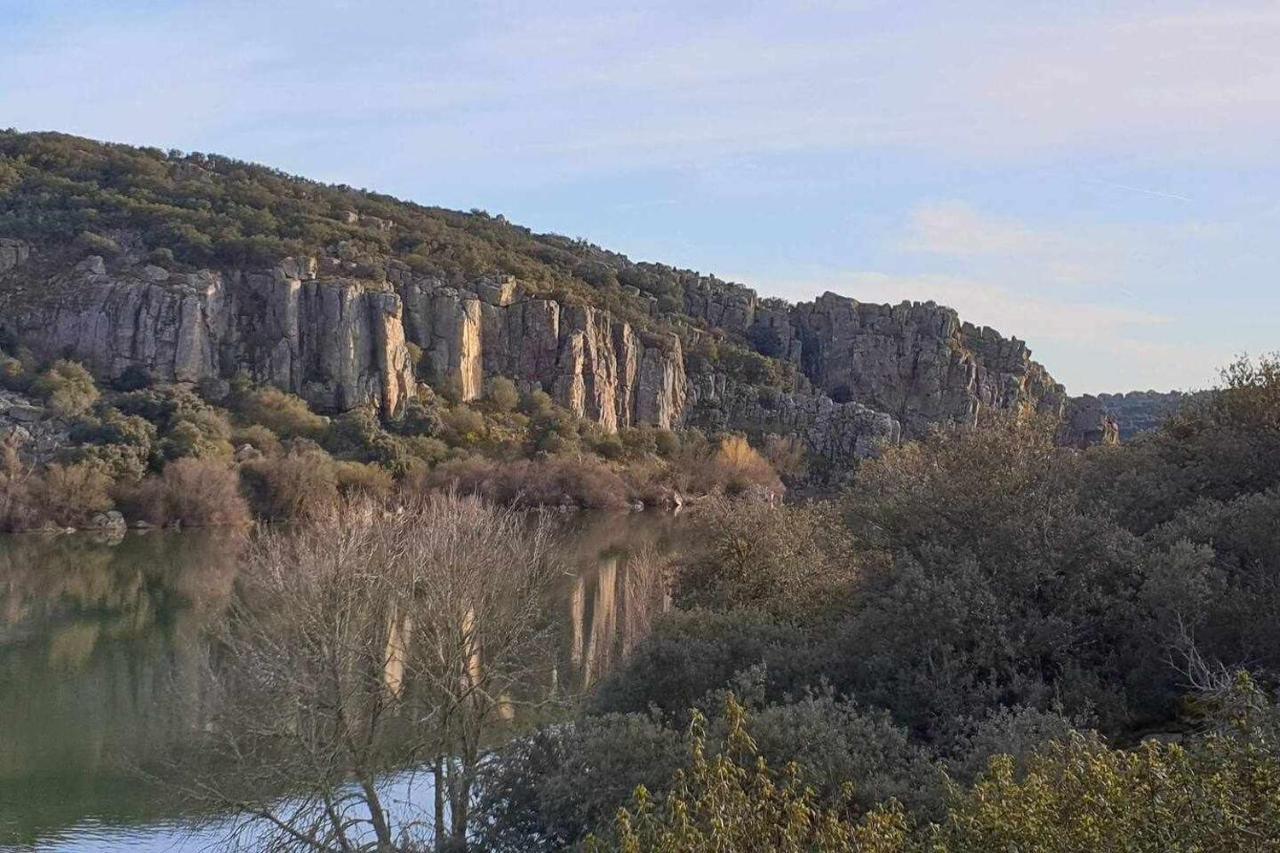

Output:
xmin=0 ymin=513 xmax=683 ymax=845
xmin=0 ymin=531 xmax=241 ymax=842
xmin=561 ymin=512 xmax=679 ymax=692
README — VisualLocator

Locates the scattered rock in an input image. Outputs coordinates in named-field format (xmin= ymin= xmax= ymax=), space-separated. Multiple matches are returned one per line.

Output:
xmin=234 ymin=443 xmax=262 ymax=463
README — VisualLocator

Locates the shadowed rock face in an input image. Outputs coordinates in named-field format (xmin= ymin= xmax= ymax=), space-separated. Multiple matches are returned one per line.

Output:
xmin=792 ymin=293 xmax=1066 ymax=438
xmin=1060 ymin=395 xmax=1121 ymax=449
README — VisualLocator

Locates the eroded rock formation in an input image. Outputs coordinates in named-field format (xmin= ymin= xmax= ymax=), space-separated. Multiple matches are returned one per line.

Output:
xmin=0 ymin=238 xmax=1111 ymax=459
xmin=4 ymin=252 xmax=416 ymax=417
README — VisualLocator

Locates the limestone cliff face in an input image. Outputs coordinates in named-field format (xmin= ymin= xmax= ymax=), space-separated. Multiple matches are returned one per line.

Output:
xmin=0 ymin=237 xmax=1102 ymax=455
xmin=1060 ymin=395 xmax=1121 ymax=448
xmin=397 ymin=271 xmax=687 ymax=430
xmin=677 ymin=281 xmax=1076 ymax=440
xmin=0 ymin=239 xmax=31 ymax=275
xmin=687 ymin=372 xmax=901 ymax=473
xmin=4 ymin=251 xmax=416 ymax=417
xmin=792 ymin=293 xmax=1065 ymax=438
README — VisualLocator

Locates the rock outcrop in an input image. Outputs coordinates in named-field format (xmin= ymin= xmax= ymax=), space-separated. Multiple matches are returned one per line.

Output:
xmin=1094 ymin=390 xmax=1206 ymax=440
xmin=5 ymin=254 xmax=416 ymax=417
xmin=0 ymin=238 xmax=1110 ymax=459
xmin=792 ymin=293 xmax=1065 ymax=437
xmin=0 ymin=238 xmax=31 ymax=274
xmin=398 ymin=272 xmax=687 ymax=430
xmin=687 ymin=373 xmax=901 ymax=474
xmin=1060 ymin=395 xmax=1121 ymax=449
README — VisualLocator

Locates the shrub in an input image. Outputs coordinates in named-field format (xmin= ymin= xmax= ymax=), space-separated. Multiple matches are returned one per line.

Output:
xmin=585 ymin=696 xmax=908 ymax=853
xmin=675 ymin=497 xmax=856 ymax=616
xmin=238 ymin=386 xmax=327 ymax=439
xmin=0 ymin=352 xmax=27 ymax=391
xmin=334 ymin=461 xmax=394 ymax=501
xmin=0 ymin=442 xmax=36 ymax=531
xmin=240 ymin=449 xmax=340 ymax=521
xmin=696 ymin=435 xmax=782 ymax=497
xmin=28 ymin=462 xmax=114 ymax=528
xmin=419 ymin=455 xmax=630 ymax=509
xmin=112 ymin=364 xmax=153 ymax=392
xmin=443 ymin=404 xmax=486 ymax=444
xmin=135 ymin=458 xmax=250 ymax=527
xmin=485 ymin=376 xmax=520 ymax=413
xmin=403 ymin=435 xmax=450 ymax=465
xmin=590 ymin=432 xmax=625 ymax=460
xmin=31 ymin=359 xmax=99 ymax=418
xmin=520 ymin=389 xmax=554 ymax=417
xmin=326 ymin=407 xmax=412 ymax=473
xmin=160 ymin=410 xmax=234 ymax=460
xmin=231 ymin=423 xmax=283 ymax=457
xmin=392 ymin=395 xmax=445 ymax=437
xmin=653 ymin=429 xmax=680 ymax=458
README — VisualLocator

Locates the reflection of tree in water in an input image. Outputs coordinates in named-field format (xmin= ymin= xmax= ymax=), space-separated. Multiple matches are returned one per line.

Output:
xmin=0 ymin=513 xmax=684 ymax=846
xmin=0 ymin=531 xmax=241 ymax=842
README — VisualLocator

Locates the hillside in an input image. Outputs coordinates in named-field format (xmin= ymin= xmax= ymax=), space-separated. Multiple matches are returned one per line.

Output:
xmin=0 ymin=131 xmax=1107 ymax=474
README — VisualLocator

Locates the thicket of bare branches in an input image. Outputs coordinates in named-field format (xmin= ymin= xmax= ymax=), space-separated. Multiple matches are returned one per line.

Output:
xmin=186 ymin=491 xmax=561 ymax=852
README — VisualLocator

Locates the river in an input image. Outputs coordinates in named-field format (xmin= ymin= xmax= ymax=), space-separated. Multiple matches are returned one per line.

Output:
xmin=0 ymin=512 xmax=685 ymax=851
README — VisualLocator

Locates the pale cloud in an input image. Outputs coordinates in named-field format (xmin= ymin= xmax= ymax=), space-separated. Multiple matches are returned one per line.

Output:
xmin=6 ymin=1 xmax=1280 ymax=177
xmin=901 ymin=202 xmax=1045 ymax=257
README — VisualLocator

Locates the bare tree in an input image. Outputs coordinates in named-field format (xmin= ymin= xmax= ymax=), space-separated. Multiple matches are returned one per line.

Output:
xmin=185 ymin=491 xmax=561 ymax=852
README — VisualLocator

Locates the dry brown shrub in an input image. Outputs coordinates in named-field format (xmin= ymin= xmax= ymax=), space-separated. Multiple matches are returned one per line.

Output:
xmin=694 ymin=435 xmax=784 ymax=497
xmin=240 ymin=449 xmax=340 ymax=521
xmin=0 ymin=442 xmax=38 ymax=531
xmin=414 ymin=454 xmax=630 ymax=509
xmin=135 ymin=458 xmax=250 ymax=527
xmin=28 ymin=461 xmax=114 ymax=528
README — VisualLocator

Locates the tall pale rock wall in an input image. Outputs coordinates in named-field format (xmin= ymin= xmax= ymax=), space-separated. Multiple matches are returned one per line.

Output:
xmin=396 ymin=272 xmax=687 ymax=430
xmin=2 ymin=251 xmax=416 ymax=417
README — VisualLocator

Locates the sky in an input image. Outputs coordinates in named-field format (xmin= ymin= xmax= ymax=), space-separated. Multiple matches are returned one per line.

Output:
xmin=3 ymin=1 xmax=1279 ymax=393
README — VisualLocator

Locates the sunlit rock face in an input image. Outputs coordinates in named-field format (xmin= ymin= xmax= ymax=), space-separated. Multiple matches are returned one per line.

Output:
xmin=4 ymin=254 xmax=416 ymax=418
xmin=0 ymin=240 xmax=1113 ymax=450
xmin=395 ymin=270 xmax=687 ymax=429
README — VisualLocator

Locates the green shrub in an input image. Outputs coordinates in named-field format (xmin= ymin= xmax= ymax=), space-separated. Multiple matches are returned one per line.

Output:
xmin=231 ymin=423 xmax=283 ymax=457
xmin=31 ymin=359 xmax=99 ymax=418
xmin=443 ymin=404 xmax=486 ymax=444
xmin=485 ymin=376 xmax=520 ymax=412
xmin=520 ymin=389 xmax=554 ymax=417
xmin=238 ymin=386 xmax=327 ymax=439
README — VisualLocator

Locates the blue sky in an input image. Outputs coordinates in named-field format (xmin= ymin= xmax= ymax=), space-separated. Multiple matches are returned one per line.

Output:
xmin=3 ymin=1 xmax=1279 ymax=392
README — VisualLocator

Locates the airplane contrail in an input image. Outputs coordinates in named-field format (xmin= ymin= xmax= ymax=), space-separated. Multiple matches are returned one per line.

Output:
xmin=1085 ymin=178 xmax=1192 ymax=203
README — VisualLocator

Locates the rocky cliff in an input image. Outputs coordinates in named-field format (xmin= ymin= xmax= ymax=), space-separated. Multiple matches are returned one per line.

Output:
xmin=1094 ymin=390 xmax=1206 ymax=440
xmin=0 ymin=238 xmax=1100 ymax=465
xmin=0 ymin=244 xmax=689 ymax=430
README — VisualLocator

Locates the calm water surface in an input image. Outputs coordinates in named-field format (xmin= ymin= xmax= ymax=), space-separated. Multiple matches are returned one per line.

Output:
xmin=0 ymin=512 xmax=684 ymax=851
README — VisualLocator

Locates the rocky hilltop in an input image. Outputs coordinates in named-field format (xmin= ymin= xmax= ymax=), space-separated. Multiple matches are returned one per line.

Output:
xmin=1096 ymin=390 xmax=1206 ymax=440
xmin=0 ymin=131 xmax=1113 ymax=470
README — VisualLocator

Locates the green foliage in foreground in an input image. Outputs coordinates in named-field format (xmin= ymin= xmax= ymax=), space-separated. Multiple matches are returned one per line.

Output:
xmin=589 ymin=678 xmax=1280 ymax=853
